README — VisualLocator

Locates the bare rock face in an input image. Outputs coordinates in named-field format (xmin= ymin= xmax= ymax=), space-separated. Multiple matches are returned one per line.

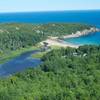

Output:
xmin=75 ymin=27 xmax=100 ymax=37
xmin=63 ymin=27 xmax=100 ymax=39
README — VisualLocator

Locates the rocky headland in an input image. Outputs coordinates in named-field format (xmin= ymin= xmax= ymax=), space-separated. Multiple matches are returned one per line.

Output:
xmin=63 ymin=27 xmax=100 ymax=39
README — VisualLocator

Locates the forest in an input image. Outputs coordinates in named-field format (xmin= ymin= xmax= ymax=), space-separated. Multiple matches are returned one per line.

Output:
xmin=0 ymin=23 xmax=99 ymax=100
xmin=0 ymin=23 xmax=91 ymax=52
xmin=0 ymin=45 xmax=100 ymax=100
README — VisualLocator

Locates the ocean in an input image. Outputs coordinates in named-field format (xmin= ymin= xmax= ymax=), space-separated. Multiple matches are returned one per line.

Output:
xmin=0 ymin=10 xmax=100 ymax=45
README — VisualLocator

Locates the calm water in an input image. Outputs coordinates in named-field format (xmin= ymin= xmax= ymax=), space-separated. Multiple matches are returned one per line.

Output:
xmin=0 ymin=50 xmax=42 ymax=77
xmin=0 ymin=10 xmax=100 ymax=26
xmin=64 ymin=32 xmax=100 ymax=45
xmin=0 ymin=10 xmax=100 ymax=77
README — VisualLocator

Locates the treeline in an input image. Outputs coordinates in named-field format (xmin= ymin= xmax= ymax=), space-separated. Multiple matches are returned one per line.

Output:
xmin=0 ymin=45 xmax=100 ymax=100
xmin=39 ymin=23 xmax=91 ymax=36
xmin=0 ymin=23 xmax=91 ymax=52
xmin=0 ymin=23 xmax=45 ymax=52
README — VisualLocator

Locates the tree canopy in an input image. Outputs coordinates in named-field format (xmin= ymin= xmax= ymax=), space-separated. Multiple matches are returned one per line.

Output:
xmin=0 ymin=23 xmax=91 ymax=52
xmin=0 ymin=45 xmax=100 ymax=100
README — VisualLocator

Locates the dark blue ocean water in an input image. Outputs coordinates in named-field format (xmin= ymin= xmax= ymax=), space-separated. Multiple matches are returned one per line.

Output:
xmin=0 ymin=11 xmax=100 ymax=26
xmin=0 ymin=10 xmax=100 ymax=45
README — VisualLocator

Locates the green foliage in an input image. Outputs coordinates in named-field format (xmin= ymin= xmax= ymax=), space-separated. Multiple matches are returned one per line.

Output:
xmin=0 ymin=23 xmax=96 ymax=99
xmin=0 ymin=45 xmax=100 ymax=100
xmin=31 ymin=51 xmax=48 ymax=59
xmin=39 ymin=23 xmax=91 ymax=37
xmin=0 ymin=23 xmax=91 ymax=52
xmin=0 ymin=46 xmax=38 ymax=64
xmin=0 ymin=23 xmax=46 ymax=51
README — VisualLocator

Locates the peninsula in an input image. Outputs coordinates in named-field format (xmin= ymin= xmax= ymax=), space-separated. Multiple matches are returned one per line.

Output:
xmin=63 ymin=27 xmax=100 ymax=39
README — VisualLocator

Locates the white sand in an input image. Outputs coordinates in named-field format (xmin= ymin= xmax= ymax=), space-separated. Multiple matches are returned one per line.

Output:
xmin=40 ymin=29 xmax=90 ymax=48
xmin=40 ymin=27 xmax=100 ymax=48
xmin=40 ymin=39 xmax=79 ymax=48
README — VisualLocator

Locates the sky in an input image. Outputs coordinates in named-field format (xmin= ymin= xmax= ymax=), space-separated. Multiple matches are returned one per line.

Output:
xmin=0 ymin=0 xmax=100 ymax=12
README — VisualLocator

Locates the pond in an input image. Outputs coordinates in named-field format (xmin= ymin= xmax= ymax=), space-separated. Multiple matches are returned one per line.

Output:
xmin=0 ymin=50 xmax=42 ymax=77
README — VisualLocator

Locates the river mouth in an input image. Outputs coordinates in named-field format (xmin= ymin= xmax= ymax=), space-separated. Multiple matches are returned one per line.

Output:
xmin=0 ymin=50 xmax=42 ymax=77
xmin=64 ymin=32 xmax=100 ymax=46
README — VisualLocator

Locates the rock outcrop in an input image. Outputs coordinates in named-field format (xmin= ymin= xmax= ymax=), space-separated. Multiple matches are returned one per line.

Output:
xmin=63 ymin=27 xmax=100 ymax=39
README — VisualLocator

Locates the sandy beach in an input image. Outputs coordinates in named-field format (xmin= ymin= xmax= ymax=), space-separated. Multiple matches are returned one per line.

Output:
xmin=40 ymin=27 xmax=100 ymax=48
xmin=40 ymin=38 xmax=79 ymax=48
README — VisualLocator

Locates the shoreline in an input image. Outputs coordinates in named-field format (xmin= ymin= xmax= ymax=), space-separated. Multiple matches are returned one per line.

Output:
xmin=40 ymin=27 xmax=100 ymax=48
xmin=40 ymin=39 xmax=79 ymax=48
xmin=63 ymin=27 xmax=100 ymax=39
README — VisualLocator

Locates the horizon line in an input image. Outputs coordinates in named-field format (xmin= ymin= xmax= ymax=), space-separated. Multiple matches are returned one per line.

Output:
xmin=0 ymin=9 xmax=100 ymax=14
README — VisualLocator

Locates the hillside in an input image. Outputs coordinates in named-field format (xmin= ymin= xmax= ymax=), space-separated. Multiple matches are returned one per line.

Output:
xmin=0 ymin=45 xmax=100 ymax=99
xmin=0 ymin=23 xmax=91 ymax=52
xmin=0 ymin=23 xmax=99 ymax=99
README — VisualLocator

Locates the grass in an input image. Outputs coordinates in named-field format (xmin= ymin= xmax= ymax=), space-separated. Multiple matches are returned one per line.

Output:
xmin=32 ymin=51 xmax=47 ymax=59
xmin=0 ymin=44 xmax=63 ymax=64
xmin=31 ymin=45 xmax=62 ymax=59
xmin=0 ymin=46 xmax=39 ymax=64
